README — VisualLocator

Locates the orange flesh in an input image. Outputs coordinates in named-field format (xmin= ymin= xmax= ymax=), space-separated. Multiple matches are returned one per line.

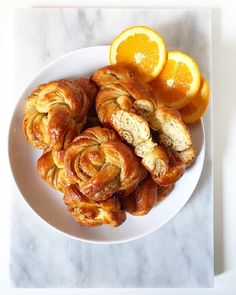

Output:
xmin=116 ymin=34 xmax=160 ymax=74
xmin=151 ymin=60 xmax=192 ymax=103
xmin=180 ymin=77 xmax=210 ymax=123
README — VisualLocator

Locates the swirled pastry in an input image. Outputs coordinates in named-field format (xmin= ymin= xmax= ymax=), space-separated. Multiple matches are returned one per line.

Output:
xmin=64 ymin=184 xmax=126 ymax=227
xmin=64 ymin=126 xmax=144 ymax=202
xmin=121 ymin=175 xmax=173 ymax=216
xmin=37 ymin=150 xmax=73 ymax=192
xmin=23 ymin=78 xmax=97 ymax=151
xmin=92 ymin=65 xmax=193 ymax=184
xmin=121 ymin=176 xmax=157 ymax=216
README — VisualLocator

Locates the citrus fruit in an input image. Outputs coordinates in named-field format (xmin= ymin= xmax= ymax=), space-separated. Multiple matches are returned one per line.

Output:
xmin=151 ymin=51 xmax=201 ymax=109
xmin=110 ymin=26 xmax=167 ymax=81
xmin=180 ymin=77 xmax=210 ymax=124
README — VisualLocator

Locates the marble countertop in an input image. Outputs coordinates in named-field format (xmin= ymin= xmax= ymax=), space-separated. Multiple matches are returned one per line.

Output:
xmin=1 ymin=0 xmax=236 ymax=294
xmin=0 ymin=0 xmax=236 ymax=295
xmin=9 ymin=8 xmax=213 ymax=288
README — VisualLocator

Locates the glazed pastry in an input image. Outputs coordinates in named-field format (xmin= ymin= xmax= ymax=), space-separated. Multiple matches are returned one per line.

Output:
xmin=63 ymin=126 xmax=144 ymax=202
xmin=121 ymin=176 xmax=157 ymax=216
xmin=92 ymin=65 xmax=193 ymax=184
xmin=74 ymin=77 xmax=97 ymax=106
xmin=64 ymin=184 xmax=126 ymax=227
xmin=37 ymin=149 xmax=72 ymax=192
xmin=22 ymin=78 xmax=97 ymax=151
xmin=156 ymin=184 xmax=174 ymax=203
xmin=121 ymin=175 xmax=173 ymax=216
xmin=92 ymin=65 xmax=195 ymax=165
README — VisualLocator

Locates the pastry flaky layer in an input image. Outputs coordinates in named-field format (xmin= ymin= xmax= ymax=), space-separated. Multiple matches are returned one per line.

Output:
xmin=64 ymin=184 xmax=126 ymax=227
xmin=63 ymin=126 xmax=145 ymax=202
xmin=121 ymin=175 xmax=173 ymax=216
xmin=92 ymin=64 xmax=195 ymax=185
xmin=37 ymin=149 xmax=73 ymax=192
xmin=23 ymin=78 xmax=97 ymax=151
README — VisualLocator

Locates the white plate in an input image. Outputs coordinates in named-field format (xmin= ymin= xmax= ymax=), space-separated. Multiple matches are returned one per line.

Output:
xmin=9 ymin=46 xmax=205 ymax=244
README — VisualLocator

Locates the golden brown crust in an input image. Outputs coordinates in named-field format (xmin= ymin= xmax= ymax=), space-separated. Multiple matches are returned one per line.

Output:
xmin=121 ymin=176 xmax=157 ymax=216
xmin=156 ymin=184 xmax=174 ymax=203
xmin=121 ymin=175 xmax=174 ymax=216
xmin=92 ymin=65 xmax=191 ymax=185
xmin=92 ymin=65 xmax=156 ymax=126
xmin=92 ymin=65 xmax=171 ymax=183
xmin=37 ymin=150 xmax=73 ymax=192
xmin=74 ymin=78 xmax=97 ymax=106
xmin=64 ymin=126 xmax=143 ymax=202
xmin=22 ymin=79 xmax=93 ymax=151
xmin=91 ymin=64 xmax=135 ymax=87
xmin=64 ymin=184 xmax=126 ymax=227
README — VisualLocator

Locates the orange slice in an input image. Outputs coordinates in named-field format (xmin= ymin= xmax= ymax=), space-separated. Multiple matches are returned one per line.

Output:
xmin=151 ymin=51 xmax=201 ymax=109
xmin=109 ymin=26 xmax=167 ymax=81
xmin=180 ymin=77 xmax=210 ymax=124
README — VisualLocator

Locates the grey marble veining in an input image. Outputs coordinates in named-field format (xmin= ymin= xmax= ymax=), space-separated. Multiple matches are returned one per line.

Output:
xmin=11 ymin=8 xmax=213 ymax=287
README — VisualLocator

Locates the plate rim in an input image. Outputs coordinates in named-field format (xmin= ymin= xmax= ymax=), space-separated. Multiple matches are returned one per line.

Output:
xmin=8 ymin=45 xmax=205 ymax=244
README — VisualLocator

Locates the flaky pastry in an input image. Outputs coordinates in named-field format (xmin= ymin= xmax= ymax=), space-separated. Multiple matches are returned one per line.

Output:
xmin=92 ymin=65 xmax=194 ymax=184
xmin=64 ymin=126 xmax=144 ymax=202
xmin=121 ymin=175 xmax=173 ymax=216
xmin=23 ymin=78 xmax=96 ymax=151
xmin=37 ymin=150 xmax=72 ymax=192
xmin=64 ymin=184 xmax=126 ymax=227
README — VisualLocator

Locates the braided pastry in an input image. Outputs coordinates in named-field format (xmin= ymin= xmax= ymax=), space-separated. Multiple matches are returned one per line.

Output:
xmin=121 ymin=175 xmax=173 ymax=216
xmin=64 ymin=126 xmax=144 ymax=202
xmin=121 ymin=176 xmax=157 ymax=216
xmin=64 ymin=184 xmax=126 ymax=227
xmin=23 ymin=78 xmax=97 ymax=151
xmin=37 ymin=150 xmax=73 ymax=192
xmin=156 ymin=184 xmax=174 ymax=203
xmin=74 ymin=78 xmax=97 ymax=106
xmin=92 ymin=65 xmax=192 ymax=184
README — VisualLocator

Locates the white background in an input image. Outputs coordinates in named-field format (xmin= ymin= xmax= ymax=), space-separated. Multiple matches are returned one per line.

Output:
xmin=0 ymin=0 xmax=236 ymax=294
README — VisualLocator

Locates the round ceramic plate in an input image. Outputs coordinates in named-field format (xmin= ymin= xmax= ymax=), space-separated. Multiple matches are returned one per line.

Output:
xmin=9 ymin=46 xmax=205 ymax=244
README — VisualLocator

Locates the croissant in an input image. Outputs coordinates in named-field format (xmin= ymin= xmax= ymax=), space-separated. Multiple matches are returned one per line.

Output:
xmin=64 ymin=184 xmax=126 ymax=227
xmin=92 ymin=65 xmax=192 ymax=184
xmin=63 ymin=126 xmax=144 ymax=202
xmin=23 ymin=78 xmax=97 ymax=151
xmin=121 ymin=175 xmax=173 ymax=216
